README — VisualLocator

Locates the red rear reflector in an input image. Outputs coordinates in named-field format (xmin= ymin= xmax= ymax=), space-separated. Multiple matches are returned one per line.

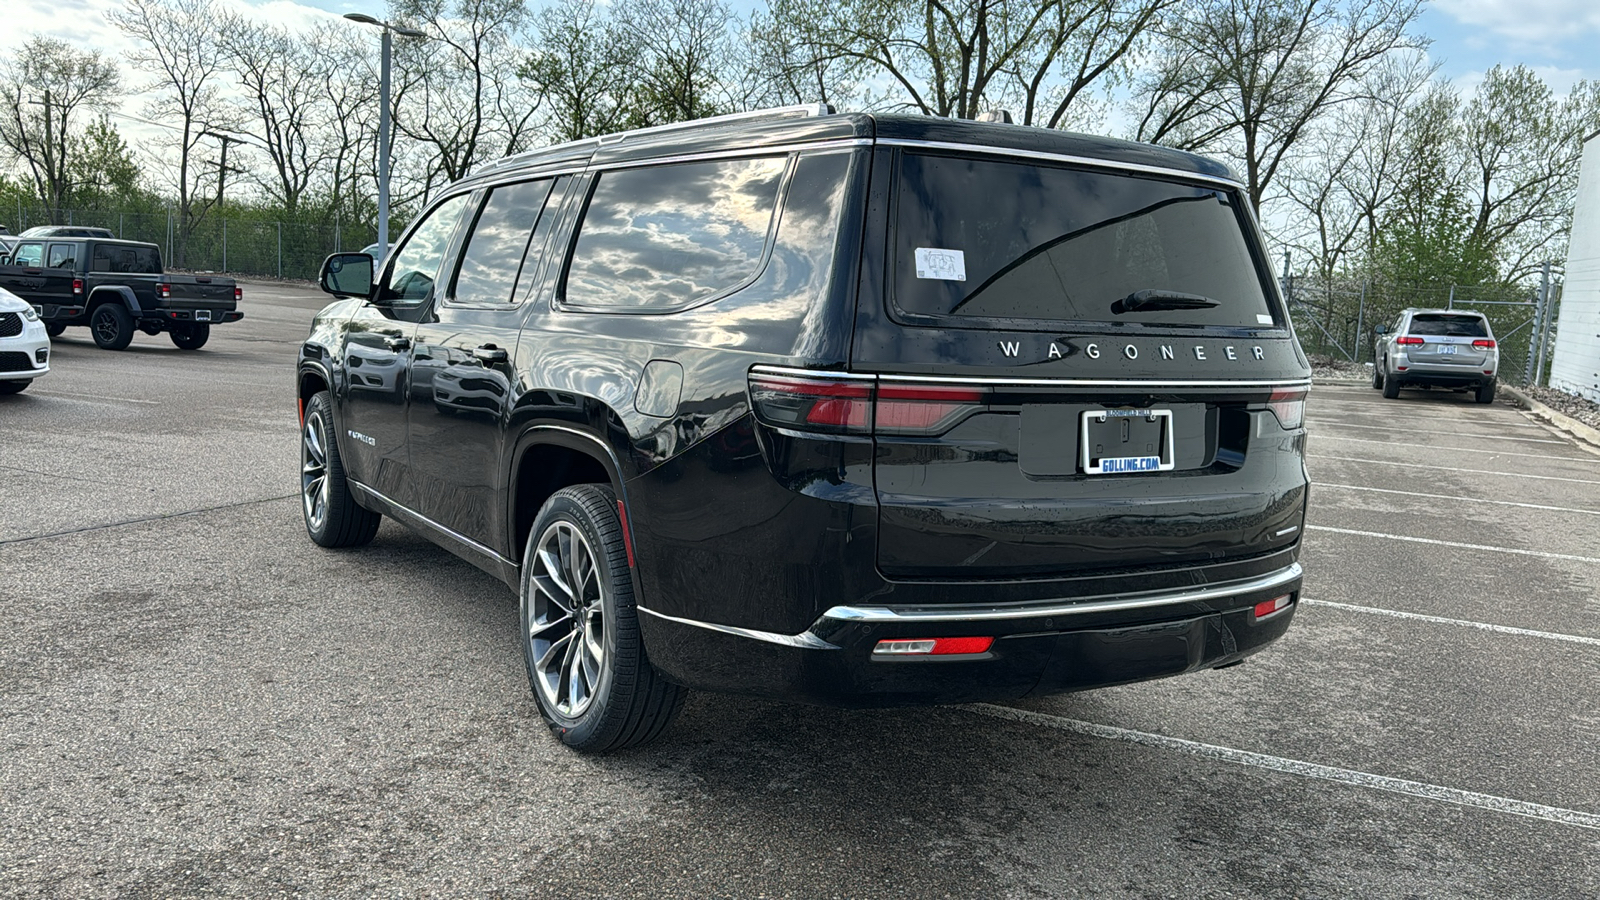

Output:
xmin=873 ymin=636 xmax=994 ymax=656
xmin=1472 ymin=339 xmax=1496 ymax=349
xmin=616 ymin=499 xmax=635 ymax=568
xmin=1396 ymin=336 xmax=1424 ymax=345
xmin=1484 ymin=370 xmax=1494 ymax=375
xmin=1253 ymin=595 xmax=1293 ymax=620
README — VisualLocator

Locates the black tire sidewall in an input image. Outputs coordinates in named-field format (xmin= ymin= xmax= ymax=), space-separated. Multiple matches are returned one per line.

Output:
xmin=520 ymin=486 xmax=635 ymax=750
xmin=171 ymin=323 xmax=210 ymax=350
xmin=91 ymin=305 xmax=133 ymax=350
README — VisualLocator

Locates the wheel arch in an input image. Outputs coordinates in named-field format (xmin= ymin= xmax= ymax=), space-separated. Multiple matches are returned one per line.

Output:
xmin=297 ymin=361 xmax=333 ymax=426
xmin=87 ymin=285 xmax=140 ymax=316
xmin=507 ymin=425 xmax=635 ymax=579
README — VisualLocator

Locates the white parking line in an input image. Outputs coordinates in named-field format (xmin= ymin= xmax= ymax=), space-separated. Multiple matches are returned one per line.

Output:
xmin=29 ymin=389 xmax=159 ymax=405
xmin=968 ymin=704 xmax=1600 ymax=831
xmin=1306 ymin=524 xmax=1600 ymax=564
xmin=1309 ymin=398 xmax=1539 ymax=426
xmin=1300 ymin=598 xmax=1600 ymax=648
xmin=1306 ymin=420 xmax=1565 ymax=443
xmin=1314 ymin=435 xmax=1592 ymax=462
xmin=1313 ymin=483 xmax=1600 ymax=516
xmin=1310 ymin=455 xmax=1600 ymax=485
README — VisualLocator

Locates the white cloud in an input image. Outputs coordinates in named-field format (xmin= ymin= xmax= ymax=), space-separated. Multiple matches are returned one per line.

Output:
xmin=1433 ymin=0 xmax=1600 ymax=46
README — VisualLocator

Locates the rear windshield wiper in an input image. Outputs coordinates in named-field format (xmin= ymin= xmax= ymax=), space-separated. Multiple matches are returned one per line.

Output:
xmin=1111 ymin=289 xmax=1222 ymax=315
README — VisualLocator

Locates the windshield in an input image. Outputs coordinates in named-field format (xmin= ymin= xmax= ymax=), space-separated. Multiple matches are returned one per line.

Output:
xmin=892 ymin=152 xmax=1275 ymax=330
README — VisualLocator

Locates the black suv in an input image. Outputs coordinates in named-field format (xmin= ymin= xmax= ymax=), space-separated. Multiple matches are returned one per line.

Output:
xmin=298 ymin=106 xmax=1311 ymax=752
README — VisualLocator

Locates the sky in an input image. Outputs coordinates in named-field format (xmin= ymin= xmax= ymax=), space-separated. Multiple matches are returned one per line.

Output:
xmin=5 ymin=0 xmax=1598 ymax=151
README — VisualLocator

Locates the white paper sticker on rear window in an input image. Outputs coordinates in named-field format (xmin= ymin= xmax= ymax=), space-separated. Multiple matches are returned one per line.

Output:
xmin=915 ymin=248 xmax=966 ymax=281
xmin=1257 ymin=314 xmax=1273 ymax=325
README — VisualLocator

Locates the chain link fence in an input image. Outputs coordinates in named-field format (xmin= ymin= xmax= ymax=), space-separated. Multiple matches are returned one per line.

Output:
xmin=1286 ymin=276 xmax=1562 ymax=387
xmin=7 ymin=203 xmax=377 ymax=283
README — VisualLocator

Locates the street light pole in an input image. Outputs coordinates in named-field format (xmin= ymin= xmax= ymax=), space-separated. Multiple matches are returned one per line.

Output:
xmin=344 ymin=14 xmax=425 ymax=268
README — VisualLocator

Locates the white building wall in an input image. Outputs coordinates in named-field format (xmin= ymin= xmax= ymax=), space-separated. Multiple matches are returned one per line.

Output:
xmin=1551 ymin=132 xmax=1600 ymax=401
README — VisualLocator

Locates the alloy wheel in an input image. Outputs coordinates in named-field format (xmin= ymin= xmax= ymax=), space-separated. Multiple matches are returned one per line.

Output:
xmin=527 ymin=521 xmax=607 ymax=717
xmin=301 ymin=412 xmax=330 ymax=530
xmin=93 ymin=310 xmax=118 ymax=344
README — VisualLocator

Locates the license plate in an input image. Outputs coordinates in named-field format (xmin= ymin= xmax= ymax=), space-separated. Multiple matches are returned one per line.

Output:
xmin=1438 ymin=344 xmax=1456 ymax=355
xmin=194 ymin=310 xmax=211 ymax=322
xmin=1080 ymin=409 xmax=1175 ymax=475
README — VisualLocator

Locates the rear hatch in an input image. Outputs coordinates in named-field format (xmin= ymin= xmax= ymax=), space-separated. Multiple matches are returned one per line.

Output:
xmin=162 ymin=275 xmax=238 ymax=309
xmin=1402 ymin=313 xmax=1493 ymax=367
xmin=852 ymin=147 xmax=1309 ymax=581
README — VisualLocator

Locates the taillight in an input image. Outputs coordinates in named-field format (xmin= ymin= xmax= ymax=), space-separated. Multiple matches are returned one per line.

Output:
xmin=72 ymin=278 xmax=83 ymax=296
xmin=748 ymin=372 xmax=873 ymax=434
xmin=876 ymin=383 xmax=987 ymax=434
xmin=1472 ymin=339 xmax=1496 ymax=349
xmin=1267 ymin=387 xmax=1307 ymax=430
xmin=234 ymin=285 xmax=242 ymax=302
xmin=1396 ymin=336 xmax=1424 ymax=346
xmin=158 ymin=282 xmax=172 ymax=299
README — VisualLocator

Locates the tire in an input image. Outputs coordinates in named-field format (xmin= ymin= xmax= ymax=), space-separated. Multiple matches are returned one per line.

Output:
xmin=45 ymin=322 xmax=64 ymax=338
xmin=1371 ymin=365 xmax=1384 ymax=390
xmin=1476 ymin=380 xmax=1496 ymax=404
xmin=0 ymin=379 xmax=29 ymax=395
xmin=1381 ymin=371 xmax=1400 ymax=399
xmin=521 ymin=484 xmax=685 ymax=753
xmin=89 ymin=303 xmax=134 ymax=350
xmin=170 ymin=322 xmax=210 ymax=350
xmin=300 ymin=391 xmax=381 ymax=548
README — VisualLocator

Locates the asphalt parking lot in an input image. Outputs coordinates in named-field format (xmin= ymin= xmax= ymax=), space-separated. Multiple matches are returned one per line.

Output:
xmin=3 ymin=283 xmax=1598 ymax=898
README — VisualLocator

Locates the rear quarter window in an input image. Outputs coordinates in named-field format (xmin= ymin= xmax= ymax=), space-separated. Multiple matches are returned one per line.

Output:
xmin=562 ymin=156 xmax=788 ymax=312
xmin=90 ymin=245 xmax=162 ymax=274
xmin=891 ymin=152 xmax=1274 ymax=331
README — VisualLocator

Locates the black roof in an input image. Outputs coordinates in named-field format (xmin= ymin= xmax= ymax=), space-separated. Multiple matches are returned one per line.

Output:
xmin=462 ymin=107 xmax=1238 ymax=189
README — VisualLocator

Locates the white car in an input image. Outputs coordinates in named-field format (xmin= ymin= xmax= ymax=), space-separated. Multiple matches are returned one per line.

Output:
xmin=0 ymin=286 xmax=51 ymax=395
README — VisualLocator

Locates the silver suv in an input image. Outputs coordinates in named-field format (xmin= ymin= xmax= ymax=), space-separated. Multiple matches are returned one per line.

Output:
xmin=1373 ymin=308 xmax=1498 ymax=403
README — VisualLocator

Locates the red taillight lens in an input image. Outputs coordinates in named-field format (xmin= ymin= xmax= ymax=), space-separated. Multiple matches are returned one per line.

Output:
xmin=1253 ymin=594 xmax=1293 ymax=620
xmin=1396 ymin=336 xmax=1424 ymax=346
xmin=876 ymin=383 xmax=987 ymax=434
xmin=1472 ymin=339 xmax=1496 ymax=349
xmin=1267 ymin=387 xmax=1307 ymax=430
xmin=234 ymin=286 xmax=242 ymax=301
xmin=72 ymin=278 xmax=83 ymax=296
xmin=158 ymin=282 xmax=171 ymax=299
xmin=748 ymin=373 xmax=873 ymax=434
xmin=873 ymin=636 xmax=994 ymax=656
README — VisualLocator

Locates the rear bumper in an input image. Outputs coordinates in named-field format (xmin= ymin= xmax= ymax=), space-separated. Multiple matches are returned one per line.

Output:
xmin=638 ymin=562 xmax=1301 ymax=706
xmin=1392 ymin=359 xmax=1495 ymax=386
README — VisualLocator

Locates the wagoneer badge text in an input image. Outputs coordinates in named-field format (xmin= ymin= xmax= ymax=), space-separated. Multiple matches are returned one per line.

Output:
xmin=999 ymin=340 xmax=1268 ymax=362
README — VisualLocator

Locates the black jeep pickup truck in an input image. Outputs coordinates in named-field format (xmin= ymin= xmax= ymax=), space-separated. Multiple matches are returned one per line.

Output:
xmin=0 ymin=237 xmax=242 ymax=350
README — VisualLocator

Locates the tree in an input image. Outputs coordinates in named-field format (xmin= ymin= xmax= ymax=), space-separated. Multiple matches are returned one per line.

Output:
xmin=0 ymin=38 xmax=120 ymax=217
xmin=750 ymin=0 xmax=1169 ymax=126
xmin=220 ymin=17 xmax=330 ymax=216
xmin=520 ymin=0 xmax=641 ymax=142
xmin=68 ymin=116 xmax=144 ymax=208
xmin=614 ymin=0 xmax=739 ymax=126
xmin=109 ymin=0 xmax=231 ymax=266
xmin=1133 ymin=0 xmax=1427 ymax=212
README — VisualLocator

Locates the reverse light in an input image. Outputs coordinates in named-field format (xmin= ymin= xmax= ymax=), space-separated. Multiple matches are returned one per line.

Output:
xmin=1472 ymin=339 xmax=1496 ymax=349
xmin=1253 ymin=594 xmax=1293 ymax=620
xmin=1267 ymin=387 xmax=1307 ymax=430
xmin=1396 ymin=336 xmax=1424 ymax=346
xmin=873 ymin=637 xmax=994 ymax=656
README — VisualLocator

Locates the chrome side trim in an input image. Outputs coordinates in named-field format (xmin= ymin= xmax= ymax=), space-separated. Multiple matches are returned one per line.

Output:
xmin=821 ymin=563 xmax=1303 ymax=624
xmin=637 ymin=606 xmax=839 ymax=650
xmin=348 ymin=481 xmax=518 ymax=568
xmin=877 ymin=138 xmax=1246 ymax=191
xmin=593 ymin=139 xmax=872 ymax=173
xmin=750 ymin=364 xmax=1312 ymax=391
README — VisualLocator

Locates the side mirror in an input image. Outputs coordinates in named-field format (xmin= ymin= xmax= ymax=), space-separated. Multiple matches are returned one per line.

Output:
xmin=320 ymin=252 xmax=373 ymax=299
xmin=1374 ymin=325 xmax=1388 ymax=335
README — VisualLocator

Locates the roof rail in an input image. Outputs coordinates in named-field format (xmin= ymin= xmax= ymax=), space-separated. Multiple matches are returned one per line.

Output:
xmin=474 ymin=104 xmax=836 ymax=175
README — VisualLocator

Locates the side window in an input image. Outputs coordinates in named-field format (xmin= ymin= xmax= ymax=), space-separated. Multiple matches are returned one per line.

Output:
xmin=449 ymin=178 xmax=555 ymax=306
xmin=563 ymin=156 xmax=788 ymax=311
xmin=12 ymin=242 xmax=44 ymax=267
xmin=47 ymin=243 xmax=76 ymax=268
xmin=382 ymin=193 xmax=472 ymax=305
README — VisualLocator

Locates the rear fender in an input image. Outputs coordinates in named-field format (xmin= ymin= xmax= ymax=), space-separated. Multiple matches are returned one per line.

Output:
xmin=88 ymin=285 xmax=141 ymax=316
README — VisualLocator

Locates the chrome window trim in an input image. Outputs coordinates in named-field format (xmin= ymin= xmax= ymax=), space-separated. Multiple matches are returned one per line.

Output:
xmin=749 ymin=364 xmax=1312 ymax=391
xmin=637 ymin=606 xmax=839 ymax=650
xmin=589 ymin=139 xmax=871 ymax=174
xmin=822 ymin=563 xmax=1302 ymax=624
xmin=877 ymin=138 xmax=1245 ymax=191
xmin=348 ymin=480 xmax=519 ymax=568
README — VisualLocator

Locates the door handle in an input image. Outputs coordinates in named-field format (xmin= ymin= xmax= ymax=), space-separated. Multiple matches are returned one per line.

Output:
xmin=383 ymin=335 xmax=410 ymax=351
xmin=472 ymin=345 xmax=508 ymax=363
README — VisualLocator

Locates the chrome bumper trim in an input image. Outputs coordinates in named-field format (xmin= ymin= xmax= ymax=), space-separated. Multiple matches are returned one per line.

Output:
xmin=820 ymin=563 xmax=1302 ymax=624
xmin=637 ymin=606 xmax=839 ymax=650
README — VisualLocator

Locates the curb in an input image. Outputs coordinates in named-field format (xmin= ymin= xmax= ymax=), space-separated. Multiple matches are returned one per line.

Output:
xmin=1499 ymin=384 xmax=1600 ymax=458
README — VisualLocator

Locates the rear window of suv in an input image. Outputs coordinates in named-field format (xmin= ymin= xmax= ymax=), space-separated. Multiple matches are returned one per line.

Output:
xmin=891 ymin=152 xmax=1274 ymax=330
xmin=1407 ymin=314 xmax=1489 ymax=337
